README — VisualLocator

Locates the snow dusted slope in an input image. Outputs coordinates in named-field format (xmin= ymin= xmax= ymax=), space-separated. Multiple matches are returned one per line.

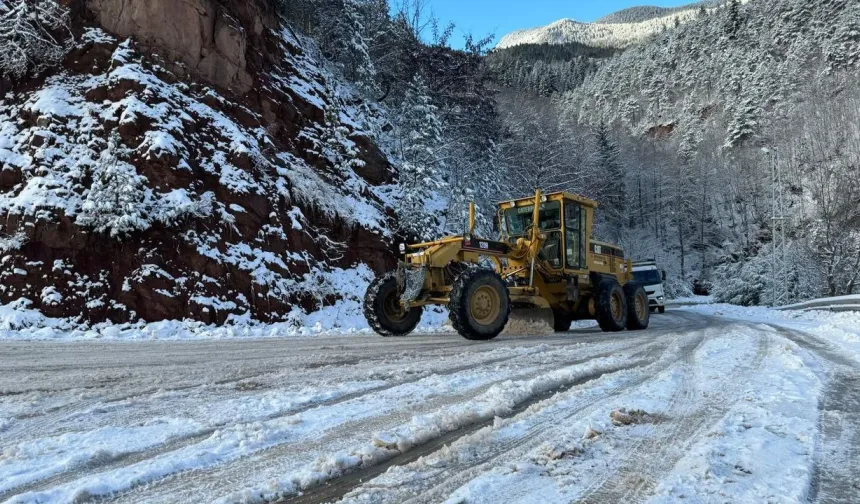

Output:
xmin=0 ymin=1 xmax=398 ymax=325
xmin=497 ymin=0 xmax=752 ymax=49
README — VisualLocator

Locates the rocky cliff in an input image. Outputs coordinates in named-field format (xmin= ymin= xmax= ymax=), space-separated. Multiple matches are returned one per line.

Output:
xmin=0 ymin=0 xmax=398 ymax=324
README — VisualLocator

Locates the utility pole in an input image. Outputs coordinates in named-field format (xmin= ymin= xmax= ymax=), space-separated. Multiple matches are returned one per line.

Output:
xmin=765 ymin=147 xmax=788 ymax=306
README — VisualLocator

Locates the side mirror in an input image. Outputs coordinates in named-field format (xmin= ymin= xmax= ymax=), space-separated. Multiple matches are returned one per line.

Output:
xmin=493 ymin=218 xmax=499 ymax=233
xmin=661 ymin=270 xmax=667 ymax=281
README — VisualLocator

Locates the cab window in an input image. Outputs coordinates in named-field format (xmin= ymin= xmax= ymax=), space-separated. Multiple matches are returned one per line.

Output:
xmin=504 ymin=201 xmax=561 ymax=236
xmin=565 ymin=202 xmax=585 ymax=269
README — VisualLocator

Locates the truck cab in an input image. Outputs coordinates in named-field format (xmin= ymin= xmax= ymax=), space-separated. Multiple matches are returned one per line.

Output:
xmin=632 ymin=260 xmax=667 ymax=314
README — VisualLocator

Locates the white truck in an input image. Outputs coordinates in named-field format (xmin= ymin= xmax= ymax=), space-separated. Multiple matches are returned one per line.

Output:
xmin=632 ymin=260 xmax=667 ymax=314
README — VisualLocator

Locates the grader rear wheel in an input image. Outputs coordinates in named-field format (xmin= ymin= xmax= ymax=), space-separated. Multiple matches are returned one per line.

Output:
xmin=449 ymin=269 xmax=511 ymax=340
xmin=363 ymin=273 xmax=422 ymax=337
xmin=595 ymin=281 xmax=628 ymax=332
xmin=623 ymin=282 xmax=650 ymax=331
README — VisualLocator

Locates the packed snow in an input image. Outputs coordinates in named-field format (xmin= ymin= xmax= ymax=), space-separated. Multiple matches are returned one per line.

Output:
xmin=1 ymin=309 xmax=857 ymax=503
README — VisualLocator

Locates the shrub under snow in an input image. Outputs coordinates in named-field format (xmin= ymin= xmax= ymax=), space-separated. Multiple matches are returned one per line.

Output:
xmin=0 ymin=0 xmax=72 ymax=78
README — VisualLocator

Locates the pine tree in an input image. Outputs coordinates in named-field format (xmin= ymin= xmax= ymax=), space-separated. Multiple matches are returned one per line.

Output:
xmin=593 ymin=121 xmax=626 ymax=237
xmin=77 ymin=136 xmax=152 ymax=238
xmin=724 ymin=97 xmax=760 ymax=148
xmin=725 ymin=0 xmax=742 ymax=39
xmin=394 ymin=76 xmax=446 ymax=239
xmin=321 ymin=85 xmax=362 ymax=172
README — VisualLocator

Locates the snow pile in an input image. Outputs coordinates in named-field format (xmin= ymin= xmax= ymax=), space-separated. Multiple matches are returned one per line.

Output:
xmin=0 ymin=299 xmax=451 ymax=341
xmin=0 ymin=264 xmax=451 ymax=340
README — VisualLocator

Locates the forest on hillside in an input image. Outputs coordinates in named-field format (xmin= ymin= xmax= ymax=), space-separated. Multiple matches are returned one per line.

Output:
xmin=271 ymin=0 xmax=860 ymax=305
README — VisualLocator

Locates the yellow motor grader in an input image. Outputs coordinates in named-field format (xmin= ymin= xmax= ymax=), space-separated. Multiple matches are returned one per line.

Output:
xmin=363 ymin=190 xmax=650 ymax=340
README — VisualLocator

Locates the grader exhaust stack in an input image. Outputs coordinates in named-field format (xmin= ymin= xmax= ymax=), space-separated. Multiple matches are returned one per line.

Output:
xmin=363 ymin=190 xmax=651 ymax=340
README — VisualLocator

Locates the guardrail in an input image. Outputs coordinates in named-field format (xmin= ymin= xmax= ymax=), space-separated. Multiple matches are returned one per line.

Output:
xmin=777 ymin=295 xmax=860 ymax=312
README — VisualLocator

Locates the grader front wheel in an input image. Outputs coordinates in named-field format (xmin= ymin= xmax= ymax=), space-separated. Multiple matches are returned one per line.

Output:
xmin=363 ymin=273 xmax=423 ymax=337
xmin=449 ymin=269 xmax=511 ymax=341
xmin=553 ymin=310 xmax=573 ymax=332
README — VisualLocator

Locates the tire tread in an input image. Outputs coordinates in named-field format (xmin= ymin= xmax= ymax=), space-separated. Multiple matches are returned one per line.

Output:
xmin=448 ymin=269 xmax=511 ymax=340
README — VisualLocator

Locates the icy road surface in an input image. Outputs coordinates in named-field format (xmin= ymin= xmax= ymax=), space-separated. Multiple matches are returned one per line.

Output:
xmin=1 ymin=311 xmax=858 ymax=504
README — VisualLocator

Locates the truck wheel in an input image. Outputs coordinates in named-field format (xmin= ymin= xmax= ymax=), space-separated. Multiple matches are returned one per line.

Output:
xmin=595 ymin=281 xmax=627 ymax=332
xmin=658 ymin=306 xmax=666 ymax=314
xmin=363 ymin=273 xmax=422 ymax=337
xmin=623 ymin=282 xmax=650 ymax=331
xmin=449 ymin=269 xmax=511 ymax=341
xmin=553 ymin=310 xmax=572 ymax=332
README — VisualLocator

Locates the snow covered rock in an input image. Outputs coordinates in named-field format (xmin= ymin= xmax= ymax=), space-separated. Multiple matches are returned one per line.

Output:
xmin=0 ymin=0 xmax=398 ymax=325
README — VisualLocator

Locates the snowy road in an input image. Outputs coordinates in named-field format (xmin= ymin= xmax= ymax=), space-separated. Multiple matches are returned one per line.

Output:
xmin=1 ymin=311 xmax=858 ymax=504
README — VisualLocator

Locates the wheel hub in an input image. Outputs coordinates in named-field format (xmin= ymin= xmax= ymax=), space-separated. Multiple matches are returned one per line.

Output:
xmin=470 ymin=285 xmax=501 ymax=325
xmin=383 ymin=292 xmax=407 ymax=322
xmin=610 ymin=292 xmax=624 ymax=321
xmin=635 ymin=293 xmax=648 ymax=320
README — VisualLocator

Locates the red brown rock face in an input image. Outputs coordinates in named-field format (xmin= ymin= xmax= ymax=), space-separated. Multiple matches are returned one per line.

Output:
xmin=0 ymin=0 xmax=398 ymax=324
xmin=87 ymin=0 xmax=254 ymax=93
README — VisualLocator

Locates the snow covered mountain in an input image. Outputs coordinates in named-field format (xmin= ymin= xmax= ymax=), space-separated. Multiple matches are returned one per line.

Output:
xmin=497 ymin=0 xmax=748 ymax=49
xmin=594 ymin=1 xmax=720 ymax=24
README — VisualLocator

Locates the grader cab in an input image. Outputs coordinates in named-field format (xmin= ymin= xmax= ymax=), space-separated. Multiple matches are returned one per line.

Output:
xmin=363 ymin=190 xmax=650 ymax=340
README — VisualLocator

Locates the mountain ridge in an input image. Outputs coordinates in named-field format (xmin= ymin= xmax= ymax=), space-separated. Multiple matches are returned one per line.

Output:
xmin=497 ymin=0 xmax=744 ymax=49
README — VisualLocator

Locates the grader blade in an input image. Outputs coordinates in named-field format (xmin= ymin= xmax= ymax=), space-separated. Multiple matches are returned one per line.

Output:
xmin=503 ymin=308 xmax=556 ymax=336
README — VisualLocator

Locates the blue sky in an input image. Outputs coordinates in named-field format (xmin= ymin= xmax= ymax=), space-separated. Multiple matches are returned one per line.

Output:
xmin=413 ymin=0 xmax=695 ymax=47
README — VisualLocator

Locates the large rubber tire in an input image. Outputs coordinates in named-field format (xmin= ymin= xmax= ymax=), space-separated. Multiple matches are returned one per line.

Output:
xmin=553 ymin=310 xmax=572 ymax=332
xmin=595 ymin=281 xmax=627 ymax=332
xmin=449 ymin=269 xmax=511 ymax=341
xmin=658 ymin=306 xmax=666 ymax=314
xmin=623 ymin=282 xmax=650 ymax=331
xmin=363 ymin=273 xmax=422 ymax=337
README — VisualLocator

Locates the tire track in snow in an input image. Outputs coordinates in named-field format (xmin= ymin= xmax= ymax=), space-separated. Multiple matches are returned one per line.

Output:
xmin=4 ymin=337 xmax=647 ymax=503
xmin=0 ymin=344 xmax=553 ymax=501
xmin=102 ymin=341 xmax=653 ymax=504
xmin=579 ymin=327 xmax=770 ymax=503
xmin=0 ymin=313 xmax=702 ymax=504
xmin=401 ymin=333 xmax=706 ymax=504
xmin=0 ymin=337 xmax=567 ymax=453
xmin=277 ymin=356 xmax=650 ymax=504
xmin=323 ymin=333 xmax=701 ymax=504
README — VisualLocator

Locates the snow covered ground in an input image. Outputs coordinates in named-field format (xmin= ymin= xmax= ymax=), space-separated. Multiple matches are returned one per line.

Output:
xmin=681 ymin=303 xmax=860 ymax=366
xmin=1 ymin=308 xmax=859 ymax=504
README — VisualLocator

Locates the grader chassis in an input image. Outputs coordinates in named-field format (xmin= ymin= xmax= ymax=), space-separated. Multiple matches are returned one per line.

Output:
xmin=364 ymin=190 xmax=650 ymax=340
